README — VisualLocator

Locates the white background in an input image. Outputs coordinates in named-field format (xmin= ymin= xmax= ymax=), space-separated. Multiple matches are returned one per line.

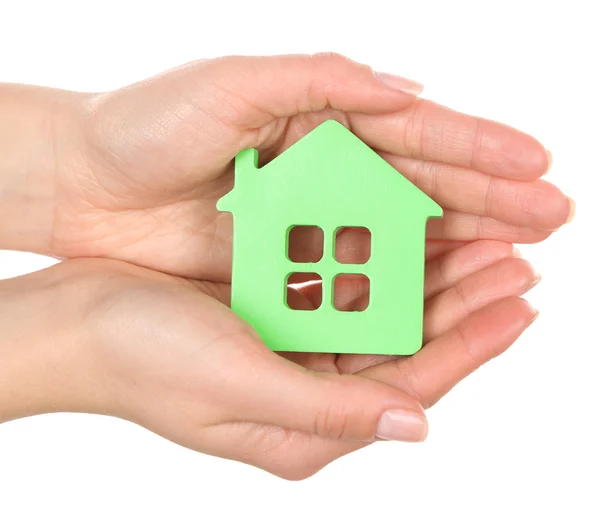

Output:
xmin=1 ymin=1 xmax=598 ymax=530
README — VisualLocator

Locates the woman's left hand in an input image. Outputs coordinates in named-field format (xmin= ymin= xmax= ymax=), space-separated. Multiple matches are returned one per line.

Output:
xmin=0 ymin=239 xmax=538 ymax=479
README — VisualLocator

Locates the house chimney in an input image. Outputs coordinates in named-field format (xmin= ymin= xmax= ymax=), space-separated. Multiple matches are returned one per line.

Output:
xmin=235 ymin=148 xmax=259 ymax=174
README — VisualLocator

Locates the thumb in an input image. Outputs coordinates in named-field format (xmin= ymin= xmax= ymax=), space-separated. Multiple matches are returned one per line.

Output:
xmin=192 ymin=52 xmax=422 ymax=129
xmin=86 ymin=53 xmax=421 ymax=189
xmin=229 ymin=339 xmax=428 ymax=443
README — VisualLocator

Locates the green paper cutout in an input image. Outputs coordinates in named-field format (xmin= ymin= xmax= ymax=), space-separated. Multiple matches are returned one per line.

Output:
xmin=217 ymin=120 xmax=443 ymax=355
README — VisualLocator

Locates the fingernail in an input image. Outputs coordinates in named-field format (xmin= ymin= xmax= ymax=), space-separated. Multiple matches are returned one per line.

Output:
xmin=374 ymin=72 xmax=424 ymax=96
xmin=566 ymin=197 xmax=576 ymax=223
xmin=376 ymin=409 xmax=428 ymax=442
xmin=523 ymin=299 xmax=540 ymax=325
xmin=520 ymin=269 xmax=541 ymax=295
xmin=545 ymin=150 xmax=553 ymax=174
xmin=512 ymin=246 xmax=522 ymax=258
xmin=530 ymin=308 xmax=540 ymax=325
xmin=529 ymin=272 xmax=542 ymax=289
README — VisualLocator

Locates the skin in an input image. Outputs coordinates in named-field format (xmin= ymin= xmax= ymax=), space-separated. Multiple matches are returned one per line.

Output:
xmin=0 ymin=243 xmax=538 ymax=480
xmin=0 ymin=53 xmax=573 ymax=278
xmin=0 ymin=53 xmax=572 ymax=479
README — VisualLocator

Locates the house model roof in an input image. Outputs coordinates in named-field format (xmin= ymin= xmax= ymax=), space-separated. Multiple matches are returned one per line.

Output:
xmin=217 ymin=119 xmax=443 ymax=220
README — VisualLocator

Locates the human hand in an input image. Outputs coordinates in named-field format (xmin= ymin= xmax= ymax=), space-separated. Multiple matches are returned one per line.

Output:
xmin=0 ymin=240 xmax=539 ymax=479
xmin=1 ymin=54 xmax=573 ymax=281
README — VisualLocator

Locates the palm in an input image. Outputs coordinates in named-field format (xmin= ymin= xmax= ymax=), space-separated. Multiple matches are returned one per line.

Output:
xmin=63 ymin=110 xmax=355 ymax=281
xmin=51 ymin=56 xmax=568 ymax=281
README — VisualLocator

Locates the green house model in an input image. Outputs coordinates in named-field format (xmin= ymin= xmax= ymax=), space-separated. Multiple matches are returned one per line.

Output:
xmin=217 ymin=120 xmax=442 ymax=355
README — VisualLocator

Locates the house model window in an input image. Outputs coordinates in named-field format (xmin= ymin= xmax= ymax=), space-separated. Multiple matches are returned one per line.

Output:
xmin=286 ymin=225 xmax=371 ymax=312
xmin=217 ymin=120 xmax=443 ymax=356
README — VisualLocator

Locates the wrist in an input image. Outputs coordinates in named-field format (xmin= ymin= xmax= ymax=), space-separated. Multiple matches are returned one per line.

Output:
xmin=0 ymin=262 xmax=114 ymax=423
xmin=0 ymin=84 xmax=88 ymax=255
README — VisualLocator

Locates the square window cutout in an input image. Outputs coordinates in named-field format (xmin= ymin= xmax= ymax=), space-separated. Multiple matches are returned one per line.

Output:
xmin=287 ymin=226 xmax=324 ymax=263
xmin=333 ymin=274 xmax=370 ymax=312
xmin=285 ymin=273 xmax=322 ymax=310
xmin=335 ymin=227 xmax=371 ymax=264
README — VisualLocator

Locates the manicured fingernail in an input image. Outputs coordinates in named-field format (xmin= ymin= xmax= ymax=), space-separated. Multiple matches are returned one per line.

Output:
xmin=374 ymin=72 xmax=424 ymax=95
xmin=545 ymin=150 xmax=553 ymax=173
xmin=376 ymin=409 xmax=428 ymax=442
xmin=566 ymin=197 xmax=576 ymax=223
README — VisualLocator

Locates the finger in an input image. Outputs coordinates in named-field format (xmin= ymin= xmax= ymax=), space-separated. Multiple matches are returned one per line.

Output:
xmin=332 ymin=273 xmax=370 ymax=312
xmin=380 ymin=154 xmax=573 ymax=230
xmin=280 ymin=351 xmax=340 ymax=373
xmin=197 ymin=53 xmax=420 ymax=130
xmin=349 ymin=99 xmax=550 ymax=180
xmin=425 ymin=240 xmax=466 ymax=261
xmin=290 ymin=216 xmax=551 ymax=276
xmin=359 ymin=297 xmax=538 ymax=408
xmin=334 ymin=241 xmax=522 ymax=375
xmin=287 ymin=220 xmax=371 ymax=267
xmin=221 ymin=330 xmax=428 ymax=442
xmin=336 ymin=353 xmax=402 ymax=375
xmin=333 ymin=226 xmax=372 ymax=265
xmin=288 ymin=214 xmax=539 ymax=269
xmin=426 ymin=210 xmax=552 ymax=242
xmin=424 ymin=240 xmax=520 ymax=299
xmin=289 ymin=227 xmax=460 ymax=268
xmin=308 ymin=241 xmax=529 ymax=299
xmin=294 ymin=238 xmax=475 ymax=311
xmin=423 ymin=258 xmax=540 ymax=342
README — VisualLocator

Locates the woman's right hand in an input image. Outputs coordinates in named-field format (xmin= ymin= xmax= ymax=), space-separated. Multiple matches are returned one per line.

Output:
xmin=1 ymin=54 xmax=572 ymax=281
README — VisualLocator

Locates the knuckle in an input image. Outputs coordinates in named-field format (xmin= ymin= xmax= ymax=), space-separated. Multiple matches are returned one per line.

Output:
xmin=451 ymin=280 xmax=472 ymax=317
xmin=437 ymin=250 xmax=455 ymax=287
xmin=392 ymin=358 xmax=428 ymax=407
xmin=310 ymin=51 xmax=351 ymax=66
xmin=516 ymin=188 xmax=545 ymax=220
xmin=469 ymin=116 xmax=483 ymax=167
xmin=313 ymin=400 xmax=353 ymax=441
xmin=455 ymin=320 xmax=479 ymax=368
xmin=473 ymin=240 xmax=513 ymax=260
xmin=483 ymin=175 xmax=497 ymax=218
xmin=304 ymin=52 xmax=371 ymax=113
xmin=309 ymin=52 xmax=371 ymax=77
xmin=402 ymin=99 xmax=429 ymax=158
